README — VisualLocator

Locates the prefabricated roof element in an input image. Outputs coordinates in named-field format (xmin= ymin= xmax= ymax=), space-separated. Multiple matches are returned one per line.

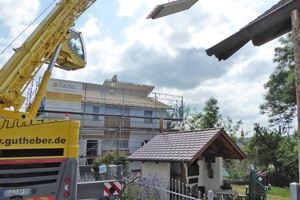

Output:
xmin=127 ymin=128 xmax=246 ymax=164
xmin=147 ymin=0 xmax=198 ymax=19
xmin=83 ymin=82 xmax=173 ymax=110
xmin=206 ymin=0 xmax=297 ymax=61
xmin=84 ymin=90 xmax=173 ymax=110
xmin=103 ymin=79 xmax=154 ymax=97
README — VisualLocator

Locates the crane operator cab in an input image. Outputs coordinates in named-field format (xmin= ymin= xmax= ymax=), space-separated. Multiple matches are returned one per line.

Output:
xmin=56 ymin=29 xmax=87 ymax=71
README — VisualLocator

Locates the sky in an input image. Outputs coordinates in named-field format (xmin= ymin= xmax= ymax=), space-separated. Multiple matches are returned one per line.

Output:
xmin=0 ymin=0 xmax=286 ymax=136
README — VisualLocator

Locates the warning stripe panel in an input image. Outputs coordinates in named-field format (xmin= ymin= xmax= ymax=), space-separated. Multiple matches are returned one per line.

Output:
xmin=111 ymin=182 xmax=122 ymax=194
xmin=104 ymin=181 xmax=123 ymax=196
xmin=25 ymin=196 xmax=53 ymax=200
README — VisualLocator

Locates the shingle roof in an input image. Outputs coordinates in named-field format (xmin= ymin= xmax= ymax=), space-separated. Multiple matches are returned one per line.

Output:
xmin=128 ymin=128 xmax=246 ymax=163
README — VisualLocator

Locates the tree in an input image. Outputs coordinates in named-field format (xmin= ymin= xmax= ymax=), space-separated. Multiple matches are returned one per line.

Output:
xmin=244 ymin=124 xmax=299 ymax=185
xmin=184 ymin=97 xmax=242 ymax=135
xmin=167 ymin=103 xmax=190 ymax=131
xmin=201 ymin=97 xmax=222 ymax=128
xmin=218 ymin=116 xmax=243 ymax=143
xmin=275 ymin=132 xmax=298 ymax=182
xmin=184 ymin=107 xmax=202 ymax=130
xmin=91 ymin=150 xmax=129 ymax=180
xmin=185 ymin=97 xmax=223 ymax=130
xmin=245 ymin=124 xmax=282 ymax=172
xmin=260 ymin=33 xmax=296 ymax=133
xmin=183 ymin=97 xmax=246 ymax=179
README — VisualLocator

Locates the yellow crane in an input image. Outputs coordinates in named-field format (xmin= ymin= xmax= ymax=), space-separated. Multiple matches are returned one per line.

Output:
xmin=0 ymin=1 xmax=196 ymax=199
xmin=0 ymin=1 xmax=102 ymax=199
xmin=0 ymin=0 xmax=96 ymax=120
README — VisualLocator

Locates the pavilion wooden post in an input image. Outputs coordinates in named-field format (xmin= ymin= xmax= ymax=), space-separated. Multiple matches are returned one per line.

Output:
xmin=291 ymin=9 xmax=300 ymax=183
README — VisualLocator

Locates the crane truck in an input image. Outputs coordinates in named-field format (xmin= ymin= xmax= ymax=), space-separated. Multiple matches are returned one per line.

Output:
xmin=0 ymin=0 xmax=123 ymax=199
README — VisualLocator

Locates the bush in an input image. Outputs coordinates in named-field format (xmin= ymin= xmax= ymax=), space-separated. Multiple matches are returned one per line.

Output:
xmin=267 ymin=172 xmax=289 ymax=187
xmin=90 ymin=150 xmax=129 ymax=179
xmin=124 ymin=172 xmax=168 ymax=200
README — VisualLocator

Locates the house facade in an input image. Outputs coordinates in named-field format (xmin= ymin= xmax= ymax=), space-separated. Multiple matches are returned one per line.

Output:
xmin=34 ymin=76 xmax=183 ymax=165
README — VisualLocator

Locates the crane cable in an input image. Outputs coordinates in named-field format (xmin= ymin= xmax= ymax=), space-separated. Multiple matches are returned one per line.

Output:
xmin=0 ymin=0 xmax=57 ymax=56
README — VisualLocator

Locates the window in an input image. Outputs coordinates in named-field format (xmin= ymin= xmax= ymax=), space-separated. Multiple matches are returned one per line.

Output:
xmin=93 ymin=107 xmax=99 ymax=121
xmin=144 ymin=111 xmax=152 ymax=123
xmin=86 ymin=140 xmax=99 ymax=164
xmin=141 ymin=140 xmax=149 ymax=147
xmin=68 ymin=29 xmax=85 ymax=59
xmin=188 ymin=162 xmax=199 ymax=176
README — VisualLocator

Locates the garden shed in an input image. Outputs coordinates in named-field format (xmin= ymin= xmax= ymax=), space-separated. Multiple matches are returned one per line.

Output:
xmin=127 ymin=128 xmax=246 ymax=193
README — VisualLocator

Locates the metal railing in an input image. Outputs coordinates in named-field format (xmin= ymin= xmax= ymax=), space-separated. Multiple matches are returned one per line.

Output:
xmin=125 ymin=175 xmax=203 ymax=200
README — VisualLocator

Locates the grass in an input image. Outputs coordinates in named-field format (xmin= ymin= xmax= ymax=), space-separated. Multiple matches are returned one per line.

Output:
xmin=232 ymin=184 xmax=290 ymax=200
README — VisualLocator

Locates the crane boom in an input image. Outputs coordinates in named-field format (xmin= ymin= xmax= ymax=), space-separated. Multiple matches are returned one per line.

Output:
xmin=0 ymin=0 xmax=96 ymax=117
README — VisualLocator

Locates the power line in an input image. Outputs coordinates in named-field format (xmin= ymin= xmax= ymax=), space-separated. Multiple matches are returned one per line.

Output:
xmin=0 ymin=0 xmax=56 ymax=56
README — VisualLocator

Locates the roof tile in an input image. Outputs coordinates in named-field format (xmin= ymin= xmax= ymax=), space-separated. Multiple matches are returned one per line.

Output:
xmin=128 ymin=128 xmax=221 ymax=162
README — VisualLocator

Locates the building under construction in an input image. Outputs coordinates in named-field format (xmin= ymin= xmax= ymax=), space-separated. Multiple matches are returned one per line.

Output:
xmin=30 ymin=75 xmax=183 ymax=165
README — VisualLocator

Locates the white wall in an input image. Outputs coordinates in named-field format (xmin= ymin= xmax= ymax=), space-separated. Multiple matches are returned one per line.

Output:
xmin=197 ymin=157 xmax=223 ymax=193
xmin=129 ymin=131 xmax=156 ymax=153
xmin=140 ymin=158 xmax=223 ymax=194
xmin=129 ymin=107 xmax=167 ymax=129
xmin=129 ymin=161 xmax=142 ymax=171
xmin=142 ymin=162 xmax=171 ymax=181
xmin=142 ymin=162 xmax=171 ymax=200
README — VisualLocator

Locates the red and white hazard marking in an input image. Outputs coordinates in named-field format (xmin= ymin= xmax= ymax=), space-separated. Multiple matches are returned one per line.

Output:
xmin=104 ymin=181 xmax=123 ymax=196
xmin=25 ymin=197 xmax=53 ymax=200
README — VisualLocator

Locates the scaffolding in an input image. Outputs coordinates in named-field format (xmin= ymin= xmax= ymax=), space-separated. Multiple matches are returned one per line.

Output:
xmin=28 ymin=77 xmax=184 ymax=164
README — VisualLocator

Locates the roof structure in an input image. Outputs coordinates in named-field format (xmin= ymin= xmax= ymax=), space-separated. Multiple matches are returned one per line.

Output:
xmin=84 ymin=91 xmax=173 ymax=110
xmin=147 ymin=0 xmax=198 ymax=20
xmin=82 ymin=79 xmax=173 ymax=110
xmin=206 ymin=0 xmax=298 ymax=61
xmin=102 ymin=79 xmax=154 ymax=97
xmin=127 ymin=128 xmax=246 ymax=164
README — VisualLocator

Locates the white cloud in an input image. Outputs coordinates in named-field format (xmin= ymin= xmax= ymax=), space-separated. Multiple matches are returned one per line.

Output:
xmin=117 ymin=0 xmax=163 ymax=17
xmin=0 ymin=0 xmax=39 ymax=27
xmin=79 ymin=14 xmax=101 ymax=39
xmin=86 ymin=0 xmax=281 ymax=135
xmin=0 ymin=0 xmax=40 ymax=65
xmin=0 ymin=0 xmax=285 ymax=135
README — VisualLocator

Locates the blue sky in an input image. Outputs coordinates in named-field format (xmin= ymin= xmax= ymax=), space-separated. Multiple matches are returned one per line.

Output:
xmin=0 ymin=0 xmax=285 ymax=136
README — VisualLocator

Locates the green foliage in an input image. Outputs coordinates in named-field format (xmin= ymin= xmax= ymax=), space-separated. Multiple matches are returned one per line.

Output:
xmin=123 ymin=182 xmax=142 ymax=199
xmin=200 ymin=97 xmax=222 ymax=128
xmin=124 ymin=173 xmax=167 ymax=200
xmin=245 ymin=124 xmax=282 ymax=172
xmin=218 ymin=116 xmax=243 ymax=143
xmin=167 ymin=103 xmax=190 ymax=131
xmin=244 ymin=124 xmax=298 ymax=184
xmin=184 ymin=107 xmax=202 ymax=130
xmin=184 ymin=97 xmax=242 ymax=132
xmin=232 ymin=184 xmax=290 ymax=199
xmin=275 ymin=132 xmax=298 ymax=182
xmin=260 ymin=33 xmax=296 ymax=133
xmin=91 ymin=150 xmax=129 ymax=173
xmin=183 ymin=97 xmax=245 ymax=180
xmin=224 ymin=159 xmax=250 ymax=180
xmin=267 ymin=185 xmax=291 ymax=199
